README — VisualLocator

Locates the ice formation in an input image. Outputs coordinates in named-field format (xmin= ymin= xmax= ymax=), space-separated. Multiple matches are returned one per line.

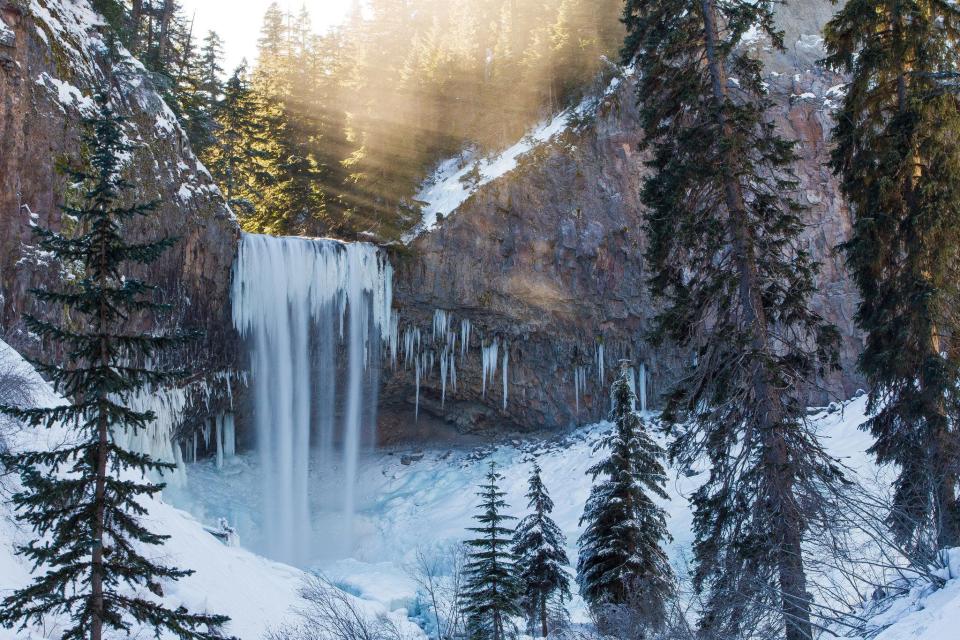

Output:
xmin=596 ymin=342 xmax=605 ymax=387
xmin=231 ymin=232 xmax=393 ymax=565
xmin=574 ymin=366 xmax=587 ymax=415
xmin=482 ymin=338 xmax=500 ymax=398
xmin=638 ymin=362 xmax=648 ymax=415
xmin=116 ymin=383 xmax=190 ymax=488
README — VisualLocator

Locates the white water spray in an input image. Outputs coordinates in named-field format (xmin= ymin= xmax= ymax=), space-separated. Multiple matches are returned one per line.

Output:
xmin=231 ymin=233 xmax=392 ymax=565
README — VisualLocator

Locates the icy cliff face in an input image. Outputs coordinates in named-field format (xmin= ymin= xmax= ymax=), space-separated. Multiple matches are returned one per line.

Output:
xmin=0 ymin=0 xmax=239 ymax=441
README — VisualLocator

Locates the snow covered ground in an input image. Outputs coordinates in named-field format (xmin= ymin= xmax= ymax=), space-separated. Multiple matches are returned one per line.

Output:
xmin=168 ymin=393 xmax=907 ymax=628
xmin=3 ymin=335 xmax=959 ymax=639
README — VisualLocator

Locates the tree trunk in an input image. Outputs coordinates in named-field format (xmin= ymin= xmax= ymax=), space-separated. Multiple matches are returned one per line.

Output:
xmin=157 ymin=0 xmax=175 ymax=66
xmin=699 ymin=1 xmax=814 ymax=638
xmin=540 ymin=593 xmax=548 ymax=638
xmin=129 ymin=0 xmax=143 ymax=54
xmin=90 ymin=223 xmax=110 ymax=640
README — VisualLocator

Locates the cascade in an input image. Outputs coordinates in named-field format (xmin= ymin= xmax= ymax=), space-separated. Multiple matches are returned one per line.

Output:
xmin=231 ymin=233 xmax=393 ymax=565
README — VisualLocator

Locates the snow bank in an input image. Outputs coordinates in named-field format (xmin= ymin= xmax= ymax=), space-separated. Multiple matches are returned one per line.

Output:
xmin=838 ymin=548 xmax=960 ymax=640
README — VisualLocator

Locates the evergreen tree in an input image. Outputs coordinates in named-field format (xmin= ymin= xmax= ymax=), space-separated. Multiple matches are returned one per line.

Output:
xmin=172 ymin=25 xmax=218 ymax=157
xmin=623 ymin=2 xmax=843 ymax=639
xmin=204 ymin=63 xmax=268 ymax=215
xmin=822 ymin=0 xmax=960 ymax=555
xmin=0 ymin=91 xmax=230 ymax=640
xmin=576 ymin=362 xmax=672 ymax=635
xmin=512 ymin=461 xmax=571 ymax=638
xmin=463 ymin=462 xmax=521 ymax=640
xmin=198 ymin=30 xmax=225 ymax=98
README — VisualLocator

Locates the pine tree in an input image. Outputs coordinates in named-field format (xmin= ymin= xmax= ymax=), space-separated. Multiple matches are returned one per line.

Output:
xmin=463 ymin=462 xmax=521 ymax=640
xmin=512 ymin=461 xmax=571 ymax=638
xmin=198 ymin=30 xmax=225 ymax=98
xmin=822 ymin=0 xmax=960 ymax=555
xmin=203 ymin=63 xmax=269 ymax=216
xmin=0 ymin=91 xmax=230 ymax=640
xmin=622 ymin=2 xmax=844 ymax=639
xmin=576 ymin=362 xmax=673 ymax=634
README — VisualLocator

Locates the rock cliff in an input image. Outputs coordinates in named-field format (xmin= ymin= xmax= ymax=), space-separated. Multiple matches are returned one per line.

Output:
xmin=0 ymin=0 xmax=240 ymax=442
xmin=383 ymin=2 xmax=863 ymax=436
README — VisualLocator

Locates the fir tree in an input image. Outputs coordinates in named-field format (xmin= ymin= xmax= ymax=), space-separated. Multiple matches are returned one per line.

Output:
xmin=512 ymin=461 xmax=571 ymax=638
xmin=576 ymin=362 xmax=673 ymax=635
xmin=822 ymin=0 xmax=960 ymax=555
xmin=623 ymin=2 xmax=843 ymax=639
xmin=198 ymin=30 xmax=225 ymax=98
xmin=463 ymin=462 xmax=521 ymax=640
xmin=203 ymin=63 xmax=269 ymax=216
xmin=0 ymin=91 xmax=230 ymax=640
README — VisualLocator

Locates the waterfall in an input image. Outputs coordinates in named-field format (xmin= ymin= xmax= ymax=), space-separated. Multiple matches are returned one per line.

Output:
xmin=231 ymin=233 xmax=393 ymax=565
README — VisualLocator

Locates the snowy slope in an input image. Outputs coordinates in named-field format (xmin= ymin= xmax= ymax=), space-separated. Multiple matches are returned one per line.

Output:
xmin=0 ymin=339 xmax=420 ymax=640
xmin=403 ymin=65 xmax=627 ymax=243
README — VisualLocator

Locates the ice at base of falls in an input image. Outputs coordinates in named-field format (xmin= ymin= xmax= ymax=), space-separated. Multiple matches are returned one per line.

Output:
xmin=232 ymin=232 xmax=393 ymax=566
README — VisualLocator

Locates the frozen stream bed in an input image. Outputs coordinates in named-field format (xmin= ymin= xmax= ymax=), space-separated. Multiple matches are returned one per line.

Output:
xmin=167 ymin=396 xmax=880 ymax=625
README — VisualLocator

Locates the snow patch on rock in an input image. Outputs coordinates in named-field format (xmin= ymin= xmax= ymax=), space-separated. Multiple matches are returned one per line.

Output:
xmin=404 ymin=68 xmax=626 ymax=243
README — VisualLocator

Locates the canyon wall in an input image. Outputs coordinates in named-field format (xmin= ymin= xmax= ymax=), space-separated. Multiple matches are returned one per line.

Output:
xmin=0 ymin=0 xmax=240 ymax=440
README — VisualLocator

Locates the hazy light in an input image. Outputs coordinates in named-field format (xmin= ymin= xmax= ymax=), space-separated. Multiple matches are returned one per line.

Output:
xmin=179 ymin=0 xmax=352 ymax=72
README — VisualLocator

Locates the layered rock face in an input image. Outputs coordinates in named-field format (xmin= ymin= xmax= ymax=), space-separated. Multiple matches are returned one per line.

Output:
xmin=0 ymin=0 xmax=240 ymax=438
xmin=384 ymin=5 xmax=863 ymax=436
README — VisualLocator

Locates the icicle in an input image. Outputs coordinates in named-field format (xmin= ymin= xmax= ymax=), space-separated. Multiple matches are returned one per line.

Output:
xmin=440 ymin=346 xmax=448 ymax=407
xmin=415 ymin=353 xmax=421 ymax=421
xmin=502 ymin=343 xmax=509 ymax=410
xmin=450 ymin=350 xmax=457 ymax=391
xmin=460 ymin=318 xmax=471 ymax=361
xmin=389 ymin=311 xmax=399 ymax=370
xmin=433 ymin=309 xmax=451 ymax=342
xmin=481 ymin=338 xmax=499 ymax=398
xmin=223 ymin=413 xmax=236 ymax=458
xmin=215 ymin=414 xmax=224 ymax=470
xmin=596 ymin=342 xmax=605 ymax=387
xmin=639 ymin=362 xmax=648 ymax=415
xmin=573 ymin=367 xmax=582 ymax=415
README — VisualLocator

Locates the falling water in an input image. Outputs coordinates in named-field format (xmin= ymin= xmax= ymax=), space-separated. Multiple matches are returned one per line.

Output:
xmin=231 ymin=233 xmax=393 ymax=565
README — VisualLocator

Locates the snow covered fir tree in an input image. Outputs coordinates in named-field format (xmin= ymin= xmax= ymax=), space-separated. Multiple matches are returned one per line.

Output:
xmin=577 ymin=362 xmax=673 ymax=637
xmin=2 ymin=0 xmax=960 ymax=639
xmin=512 ymin=461 xmax=571 ymax=638
xmin=0 ymin=90 xmax=229 ymax=639
xmin=462 ymin=462 xmax=522 ymax=640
